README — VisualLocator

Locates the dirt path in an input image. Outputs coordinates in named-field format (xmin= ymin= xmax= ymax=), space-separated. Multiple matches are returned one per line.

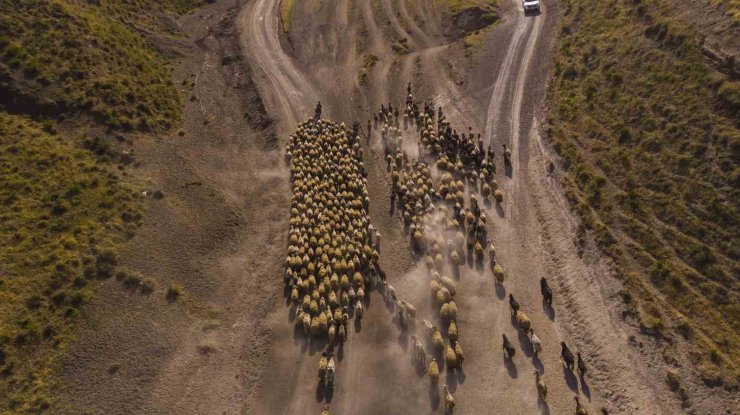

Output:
xmin=241 ymin=0 xmax=318 ymax=130
xmin=240 ymin=0 xmax=684 ymax=414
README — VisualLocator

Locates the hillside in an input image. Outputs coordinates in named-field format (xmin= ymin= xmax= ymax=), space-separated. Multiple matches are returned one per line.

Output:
xmin=546 ymin=0 xmax=739 ymax=401
xmin=0 ymin=0 xmax=203 ymax=411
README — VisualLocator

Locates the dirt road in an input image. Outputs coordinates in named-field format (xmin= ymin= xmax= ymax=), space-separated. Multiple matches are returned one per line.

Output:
xmin=241 ymin=0 xmax=684 ymax=414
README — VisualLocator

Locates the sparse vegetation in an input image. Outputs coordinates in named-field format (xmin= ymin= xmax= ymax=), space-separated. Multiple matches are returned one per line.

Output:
xmin=280 ymin=0 xmax=296 ymax=33
xmin=0 ymin=1 xmax=206 ymax=411
xmin=0 ymin=0 xmax=206 ymax=131
xmin=547 ymin=0 xmax=739 ymax=387
xmin=166 ymin=283 xmax=184 ymax=302
xmin=0 ymin=114 xmax=142 ymax=412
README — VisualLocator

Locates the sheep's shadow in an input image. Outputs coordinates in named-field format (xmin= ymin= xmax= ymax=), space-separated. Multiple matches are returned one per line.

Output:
xmin=354 ymin=316 xmax=362 ymax=333
xmin=495 ymin=202 xmax=505 ymax=218
xmin=495 ymin=282 xmax=506 ymax=299
xmin=504 ymin=355 xmax=518 ymax=378
xmin=563 ymin=365 xmax=579 ymax=391
xmin=538 ymin=396 xmax=551 ymax=415
xmin=509 ymin=311 xmax=519 ymax=329
xmin=456 ymin=366 xmax=467 ymax=384
xmin=292 ymin=324 xmax=309 ymax=353
xmin=428 ymin=383 xmax=441 ymax=411
xmin=315 ymin=380 xmax=327 ymax=402
xmin=505 ymin=161 xmax=513 ymax=178
xmin=517 ymin=329 xmax=535 ymax=357
xmin=308 ymin=337 xmax=328 ymax=355
xmin=580 ymin=376 xmax=591 ymax=400
xmin=533 ymin=355 xmax=545 ymax=373
xmin=445 ymin=371 xmax=459 ymax=391
xmin=287 ymin=305 xmax=297 ymax=322
xmin=484 ymin=198 xmax=492 ymax=210
xmin=543 ymin=299 xmax=555 ymax=320
xmin=336 ymin=343 xmax=345 ymax=362
xmin=475 ymin=257 xmax=485 ymax=273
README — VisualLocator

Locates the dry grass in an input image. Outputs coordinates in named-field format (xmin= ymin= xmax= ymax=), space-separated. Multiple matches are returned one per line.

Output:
xmin=547 ymin=0 xmax=739 ymax=388
xmin=280 ymin=0 xmax=296 ymax=32
xmin=0 ymin=114 xmax=142 ymax=412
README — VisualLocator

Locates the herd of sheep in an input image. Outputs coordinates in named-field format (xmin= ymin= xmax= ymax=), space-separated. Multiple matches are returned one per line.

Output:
xmin=285 ymin=91 xmax=599 ymax=413
xmin=284 ymin=118 xmax=381 ymax=394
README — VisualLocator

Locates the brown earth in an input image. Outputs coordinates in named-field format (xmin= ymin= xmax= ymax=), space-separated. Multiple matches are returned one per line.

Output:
xmin=56 ymin=0 xmax=732 ymax=414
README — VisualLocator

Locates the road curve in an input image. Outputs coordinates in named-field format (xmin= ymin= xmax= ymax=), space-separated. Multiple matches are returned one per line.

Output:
xmin=240 ymin=0 xmax=318 ymax=130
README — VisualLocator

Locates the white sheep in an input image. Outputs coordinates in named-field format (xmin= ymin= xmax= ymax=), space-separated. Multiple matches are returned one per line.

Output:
xmin=443 ymin=384 xmax=455 ymax=413
xmin=528 ymin=328 xmax=542 ymax=355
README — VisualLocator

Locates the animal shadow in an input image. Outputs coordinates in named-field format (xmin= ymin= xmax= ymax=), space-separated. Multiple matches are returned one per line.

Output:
xmin=495 ymin=282 xmax=506 ymax=299
xmin=543 ymin=299 xmax=555 ymax=320
xmin=495 ymin=202 xmax=505 ymax=218
xmin=580 ymin=376 xmax=591 ymax=400
xmin=429 ymin=384 xmax=440 ymax=411
xmin=538 ymin=396 xmax=551 ymax=415
xmin=563 ymin=365 xmax=579 ymax=391
xmin=504 ymin=355 xmax=518 ymax=378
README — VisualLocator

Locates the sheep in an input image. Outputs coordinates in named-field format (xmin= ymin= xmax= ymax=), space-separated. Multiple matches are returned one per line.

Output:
xmin=502 ymin=334 xmax=516 ymax=358
xmin=328 ymin=323 xmax=337 ymax=344
xmin=503 ymin=144 xmax=511 ymax=163
xmin=302 ymin=313 xmax=311 ymax=336
xmin=320 ymin=404 xmax=331 ymax=415
xmin=325 ymin=356 xmax=335 ymax=388
xmin=515 ymin=310 xmax=531 ymax=332
xmin=509 ymin=294 xmax=520 ymax=315
xmin=534 ymin=370 xmax=547 ymax=400
xmin=428 ymin=358 xmax=440 ymax=384
xmin=561 ymin=342 xmax=575 ymax=371
xmin=448 ymin=321 xmax=458 ymax=342
xmin=445 ymin=345 xmax=458 ymax=369
xmin=432 ymin=328 xmax=445 ymax=352
xmin=443 ymin=384 xmax=455 ymax=413
xmin=454 ymin=341 xmax=465 ymax=368
xmin=338 ymin=324 xmax=347 ymax=343
xmin=492 ymin=261 xmax=505 ymax=284
xmin=422 ymin=319 xmax=435 ymax=338
xmin=318 ymin=352 xmax=328 ymax=379
xmin=540 ymin=276 xmax=552 ymax=305
xmin=355 ymin=301 xmax=364 ymax=319
xmin=575 ymin=396 xmax=589 ymax=415
xmin=494 ymin=189 xmax=504 ymax=204
xmin=411 ymin=335 xmax=426 ymax=367
xmin=528 ymin=328 xmax=542 ymax=356
xmin=440 ymin=276 xmax=457 ymax=296
xmin=399 ymin=300 xmax=417 ymax=320
xmin=383 ymin=281 xmax=397 ymax=302
xmin=577 ymin=352 xmax=587 ymax=377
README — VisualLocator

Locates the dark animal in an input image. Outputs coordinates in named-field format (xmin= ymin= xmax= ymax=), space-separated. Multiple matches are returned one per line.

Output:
xmin=502 ymin=334 xmax=516 ymax=358
xmin=509 ymin=294 xmax=520 ymax=314
xmin=541 ymin=277 xmax=553 ymax=305
xmin=561 ymin=342 xmax=575 ymax=371
xmin=577 ymin=352 xmax=588 ymax=377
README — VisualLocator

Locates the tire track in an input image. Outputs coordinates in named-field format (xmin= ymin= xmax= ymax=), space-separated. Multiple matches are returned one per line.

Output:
xmin=240 ymin=0 xmax=318 ymax=129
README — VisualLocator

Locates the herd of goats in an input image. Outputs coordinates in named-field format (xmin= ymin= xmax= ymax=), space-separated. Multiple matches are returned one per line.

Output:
xmin=284 ymin=88 xmax=601 ymax=414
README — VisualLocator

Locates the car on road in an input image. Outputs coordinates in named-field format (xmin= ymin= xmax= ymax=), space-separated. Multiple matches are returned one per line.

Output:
xmin=522 ymin=0 xmax=541 ymax=13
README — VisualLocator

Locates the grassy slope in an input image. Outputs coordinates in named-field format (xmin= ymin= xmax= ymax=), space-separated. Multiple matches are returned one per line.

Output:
xmin=279 ymin=0 xmax=296 ymax=33
xmin=547 ymin=0 xmax=739 ymax=390
xmin=0 ymin=0 xmax=204 ymax=412
xmin=0 ymin=0 xmax=204 ymax=130
xmin=435 ymin=0 xmax=497 ymax=14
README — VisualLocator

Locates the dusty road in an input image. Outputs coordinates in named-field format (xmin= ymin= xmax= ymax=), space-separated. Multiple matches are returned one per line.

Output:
xmin=241 ymin=0 xmax=682 ymax=414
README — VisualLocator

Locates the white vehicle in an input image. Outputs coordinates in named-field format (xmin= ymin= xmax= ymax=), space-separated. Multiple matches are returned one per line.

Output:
xmin=522 ymin=0 xmax=541 ymax=13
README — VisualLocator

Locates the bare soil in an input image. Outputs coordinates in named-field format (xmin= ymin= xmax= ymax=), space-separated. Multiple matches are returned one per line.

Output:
xmin=57 ymin=0 xmax=733 ymax=414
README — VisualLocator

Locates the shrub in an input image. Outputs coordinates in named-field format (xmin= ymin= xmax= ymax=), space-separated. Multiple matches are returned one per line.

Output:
xmin=166 ymin=283 xmax=184 ymax=302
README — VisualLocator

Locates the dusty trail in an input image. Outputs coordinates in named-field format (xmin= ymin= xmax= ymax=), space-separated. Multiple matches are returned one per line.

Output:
xmin=241 ymin=0 xmax=682 ymax=414
xmin=241 ymin=0 xmax=318 ymax=129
